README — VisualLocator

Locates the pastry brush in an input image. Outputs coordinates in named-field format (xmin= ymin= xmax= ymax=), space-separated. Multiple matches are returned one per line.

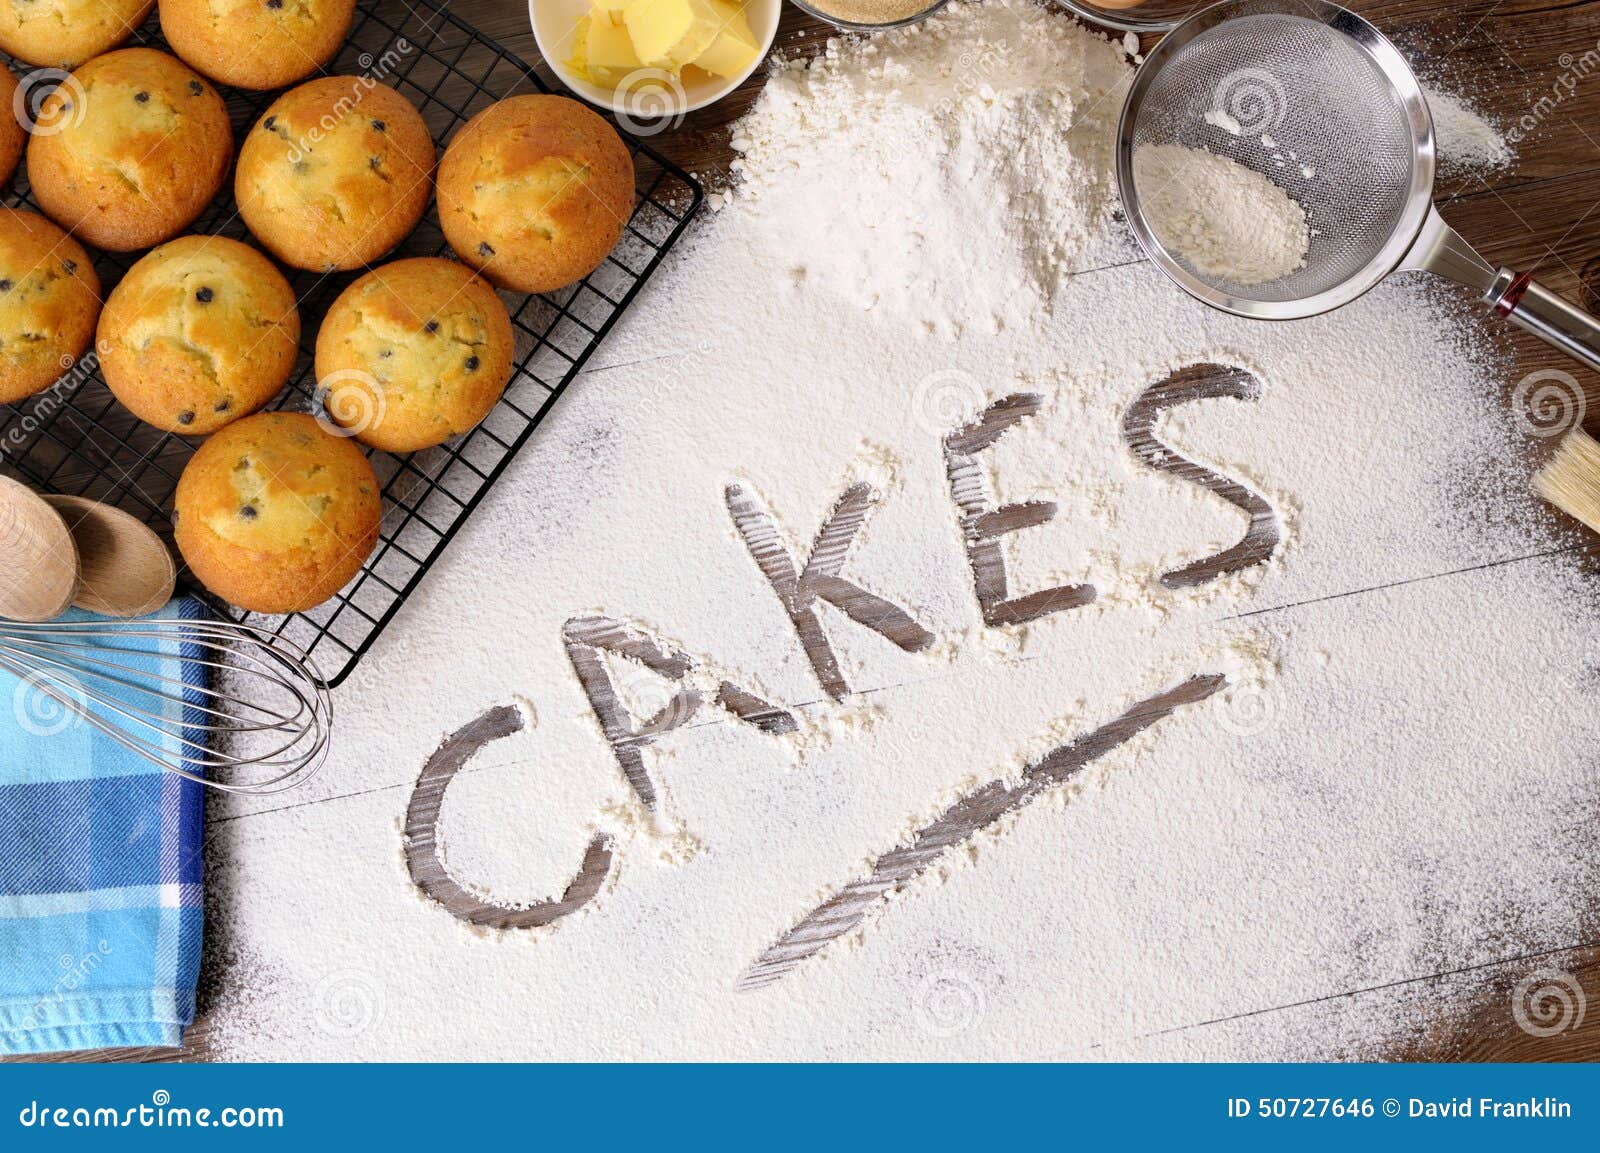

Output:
xmin=1535 ymin=428 xmax=1600 ymax=535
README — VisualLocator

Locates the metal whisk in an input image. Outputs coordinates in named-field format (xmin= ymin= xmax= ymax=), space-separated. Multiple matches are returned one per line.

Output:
xmin=0 ymin=617 xmax=332 ymax=794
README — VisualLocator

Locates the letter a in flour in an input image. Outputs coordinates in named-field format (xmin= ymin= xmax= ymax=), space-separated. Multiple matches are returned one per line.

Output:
xmin=563 ymin=615 xmax=796 ymax=811
xmin=725 ymin=481 xmax=935 ymax=700
xmin=944 ymin=393 xmax=1096 ymax=626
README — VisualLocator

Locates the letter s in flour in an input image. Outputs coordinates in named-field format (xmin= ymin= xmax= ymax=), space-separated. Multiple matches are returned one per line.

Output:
xmin=1122 ymin=362 xmax=1281 ymax=588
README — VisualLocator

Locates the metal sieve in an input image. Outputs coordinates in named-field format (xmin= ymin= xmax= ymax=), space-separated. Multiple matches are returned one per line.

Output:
xmin=1117 ymin=0 xmax=1600 ymax=373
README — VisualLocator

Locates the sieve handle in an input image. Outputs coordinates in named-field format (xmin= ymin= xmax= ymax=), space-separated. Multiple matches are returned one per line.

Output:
xmin=1484 ymin=269 xmax=1600 ymax=375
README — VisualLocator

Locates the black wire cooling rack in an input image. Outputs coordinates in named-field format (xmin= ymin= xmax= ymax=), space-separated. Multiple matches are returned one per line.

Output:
xmin=0 ymin=0 xmax=702 ymax=688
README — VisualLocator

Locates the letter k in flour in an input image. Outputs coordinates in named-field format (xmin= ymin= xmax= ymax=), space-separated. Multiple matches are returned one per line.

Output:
xmin=726 ymin=481 xmax=935 ymax=700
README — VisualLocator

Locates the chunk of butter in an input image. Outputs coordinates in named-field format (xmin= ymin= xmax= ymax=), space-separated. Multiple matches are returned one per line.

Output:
xmin=569 ymin=13 xmax=643 ymax=87
xmin=623 ymin=0 xmax=725 ymax=72
xmin=692 ymin=0 xmax=759 ymax=78
xmin=589 ymin=0 xmax=628 ymax=25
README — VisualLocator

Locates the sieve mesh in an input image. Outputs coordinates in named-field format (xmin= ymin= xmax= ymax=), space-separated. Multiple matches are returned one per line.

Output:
xmin=1126 ymin=12 xmax=1418 ymax=304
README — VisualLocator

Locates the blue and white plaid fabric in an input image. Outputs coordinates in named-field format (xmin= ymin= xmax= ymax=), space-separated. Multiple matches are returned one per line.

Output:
xmin=0 ymin=598 xmax=208 ymax=1055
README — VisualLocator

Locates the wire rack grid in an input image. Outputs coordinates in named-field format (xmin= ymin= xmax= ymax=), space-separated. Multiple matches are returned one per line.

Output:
xmin=0 ymin=0 xmax=702 ymax=687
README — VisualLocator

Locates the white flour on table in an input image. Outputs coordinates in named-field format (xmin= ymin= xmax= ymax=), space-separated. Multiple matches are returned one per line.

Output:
xmin=1424 ymin=84 xmax=1514 ymax=175
xmin=203 ymin=0 xmax=1599 ymax=1060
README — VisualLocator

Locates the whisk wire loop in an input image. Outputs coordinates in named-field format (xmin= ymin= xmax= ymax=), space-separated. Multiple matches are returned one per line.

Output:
xmin=0 ymin=617 xmax=332 ymax=794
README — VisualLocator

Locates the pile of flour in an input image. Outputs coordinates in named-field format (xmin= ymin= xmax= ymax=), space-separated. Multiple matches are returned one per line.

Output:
xmin=724 ymin=0 xmax=1133 ymax=337
xmin=201 ymin=1 xmax=1595 ymax=1061
xmin=1131 ymin=143 xmax=1310 ymax=284
xmin=1425 ymin=85 xmax=1514 ymax=175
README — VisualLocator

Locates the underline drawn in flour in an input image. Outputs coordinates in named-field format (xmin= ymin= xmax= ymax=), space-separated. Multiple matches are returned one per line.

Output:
xmin=403 ymin=704 xmax=614 ymax=931
xmin=738 ymin=672 xmax=1227 ymax=990
xmin=563 ymin=615 xmax=797 ymax=810
xmin=726 ymin=481 xmax=936 ymax=700
xmin=1122 ymin=363 xmax=1281 ymax=588
xmin=945 ymin=393 xmax=1098 ymax=626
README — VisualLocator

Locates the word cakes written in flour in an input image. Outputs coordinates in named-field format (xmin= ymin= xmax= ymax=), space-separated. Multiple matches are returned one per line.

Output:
xmin=400 ymin=361 xmax=1283 ymax=979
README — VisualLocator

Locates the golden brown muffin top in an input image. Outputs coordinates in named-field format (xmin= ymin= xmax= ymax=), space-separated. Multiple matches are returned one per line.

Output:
xmin=237 ymin=78 xmax=435 ymax=271
xmin=178 ymin=411 xmax=379 ymax=556
xmin=315 ymin=257 xmax=513 ymax=450
xmin=160 ymin=0 xmax=355 ymax=90
xmin=0 ymin=69 xmax=23 ymax=188
xmin=99 ymin=235 xmax=301 ymax=434
xmin=0 ymin=208 xmax=101 ymax=403
xmin=438 ymin=95 xmax=634 ymax=293
xmin=27 ymin=49 xmax=232 ymax=251
xmin=0 ymin=0 xmax=154 ymax=69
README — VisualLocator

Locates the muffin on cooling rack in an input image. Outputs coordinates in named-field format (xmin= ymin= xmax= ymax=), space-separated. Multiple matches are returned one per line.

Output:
xmin=438 ymin=95 xmax=634 ymax=294
xmin=26 ymin=49 xmax=232 ymax=252
xmin=0 ymin=70 xmax=23 ymax=188
xmin=314 ymin=257 xmax=513 ymax=453
xmin=174 ymin=412 xmax=382 ymax=614
xmin=0 ymin=209 xmax=101 ymax=405
xmin=98 ymin=236 xmax=301 ymax=436
xmin=0 ymin=0 xmax=154 ymax=68
xmin=161 ymin=0 xmax=355 ymax=90
xmin=236 ymin=78 xmax=435 ymax=272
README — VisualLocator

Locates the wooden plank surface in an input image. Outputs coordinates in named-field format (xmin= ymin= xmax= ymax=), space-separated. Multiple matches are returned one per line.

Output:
xmin=16 ymin=0 xmax=1600 ymax=1063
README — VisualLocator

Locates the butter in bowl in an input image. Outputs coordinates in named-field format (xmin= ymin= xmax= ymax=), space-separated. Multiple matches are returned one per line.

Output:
xmin=531 ymin=0 xmax=780 ymax=122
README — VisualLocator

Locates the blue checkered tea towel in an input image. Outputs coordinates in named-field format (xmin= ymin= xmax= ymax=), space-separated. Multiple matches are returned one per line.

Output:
xmin=0 ymin=598 xmax=208 ymax=1055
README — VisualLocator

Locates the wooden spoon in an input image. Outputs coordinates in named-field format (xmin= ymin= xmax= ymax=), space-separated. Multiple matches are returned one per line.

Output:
xmin=41 ymin=495 xmax=176 ymax=618
xmin=0 ymin=475 xmax=79 ymax=621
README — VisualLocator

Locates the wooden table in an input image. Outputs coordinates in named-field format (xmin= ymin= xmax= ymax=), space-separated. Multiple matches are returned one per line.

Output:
xmin=24 ymin=0 xmax=1600 ymax=1063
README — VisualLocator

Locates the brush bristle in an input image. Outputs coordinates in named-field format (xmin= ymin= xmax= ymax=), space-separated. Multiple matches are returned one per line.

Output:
xmin=1535 ymin=428 xmax=1600 ymax=535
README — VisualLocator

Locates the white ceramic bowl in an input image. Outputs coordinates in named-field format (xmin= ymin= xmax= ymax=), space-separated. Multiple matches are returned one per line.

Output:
xmin=530 ymin=0 xmax=780 ymax=122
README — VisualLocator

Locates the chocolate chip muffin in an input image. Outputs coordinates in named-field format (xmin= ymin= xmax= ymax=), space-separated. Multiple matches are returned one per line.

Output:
xmin=0 ymin=70 xmax=23 ymax=189
xmin=314 ymin=257 xmax=513 ymax=452
xmin=437 ymin=95 xmax=634 ymax=294
xmin=0 ymin=208 xmax=101 ymax=405
xmin=174 ymin=411 xmax=382 ymax=614
xmin=0 ymin=0 xmax=154 ymax=69
xmin=98 ymin=236 xmax=301 ymax=435
xmin=236 ymin=78 xmax=435 ymax=272
xmin=161 ymin=0 xmax=355 ymax=90
xmin=26 ymin=49 xmax=232 ymax=252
